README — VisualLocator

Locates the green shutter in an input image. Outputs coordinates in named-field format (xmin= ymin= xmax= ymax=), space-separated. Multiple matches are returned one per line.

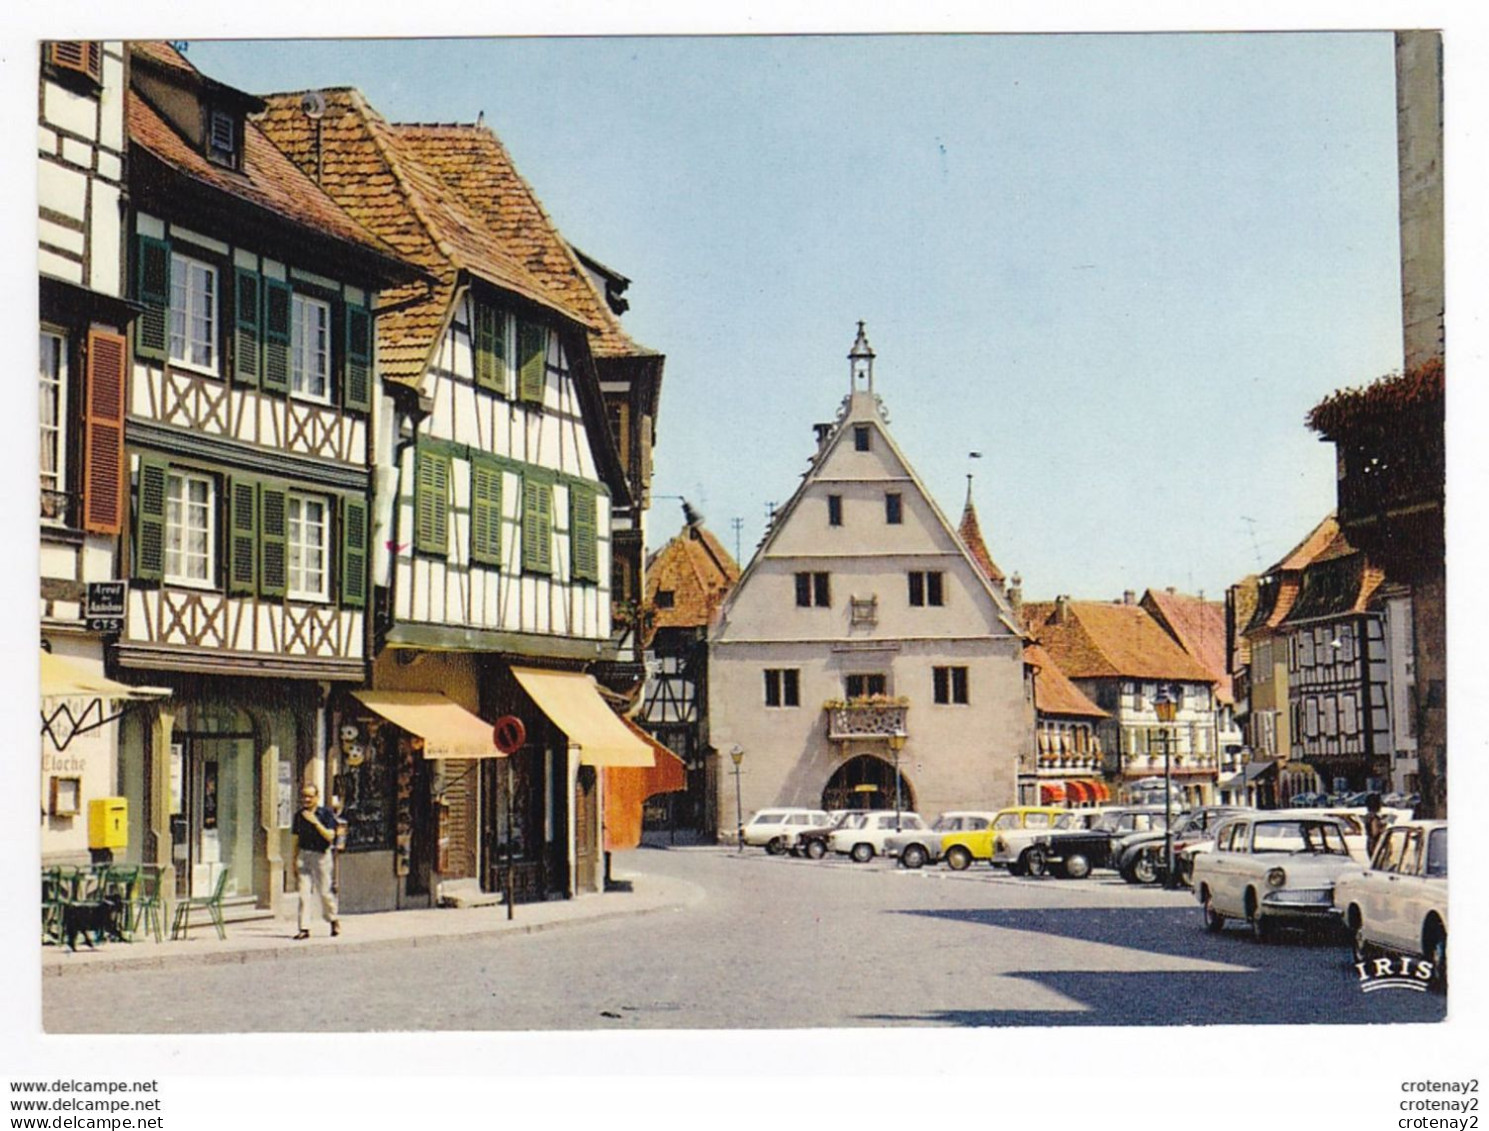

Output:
xmin=259 ymin=483 xmax=288 ymax=597
xmin=134 ymin=235 xmax=170 ymax=361
xmin=470 ymin=457 xmax=503 ymax=567
xmin=262 ymin=277 xmax=291 ymax=393
xmin=342 ymin=302 xmax=372 ymax=412
xmin=472 ymin=303 xmax=507 ymax=394
xmin=569 ymin=483 xmax=598 ymax=583
xmin=133 ymin=458 xmax=169 ymax=581
xmin=227 ymin=476 xmax=258 ymax=594
xmin=517 ymin=320 xmax=546 ymax=404
xmin=414 ymin=447 xmax=450 ymax=556
xmin=521 ymin=473 xmax=553 ymax=574
xmin=340 ymin=495 xmax=369 ymax=608
xmin=233 ymin=269 xmax=261 ymax=386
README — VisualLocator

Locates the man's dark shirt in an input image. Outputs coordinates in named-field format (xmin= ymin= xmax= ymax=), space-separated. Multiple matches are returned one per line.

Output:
xmin=293 ymin=805 xmax=338 ymax=853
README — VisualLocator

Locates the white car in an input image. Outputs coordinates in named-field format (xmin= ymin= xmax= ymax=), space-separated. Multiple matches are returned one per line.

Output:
xmin=1192 ymin=814 xmax=1360 ymax=942
xmin=830 ymin=811 xmax=929 ymax=863
xmin=1283 ymin=807 xmax=1406 ymax=864
xmin=1334 ymin=820 xmax=1447 ymax=988
xmin=741 ymin=808 xmax=831 ymax=854
xmin=885 ymin=811 xmax=999 ymax=869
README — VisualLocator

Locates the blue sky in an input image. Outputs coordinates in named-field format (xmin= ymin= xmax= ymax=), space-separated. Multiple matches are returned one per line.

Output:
xmin=189 ymin=33 xmax=1403 ymax=601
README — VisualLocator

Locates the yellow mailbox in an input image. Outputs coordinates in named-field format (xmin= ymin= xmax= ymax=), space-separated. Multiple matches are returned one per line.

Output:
xmin=88 ymin=796 xmax=128 ymax=850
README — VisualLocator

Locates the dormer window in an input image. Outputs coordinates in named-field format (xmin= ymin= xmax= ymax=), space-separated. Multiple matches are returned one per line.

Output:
xmin=207 ymin=109 xmax=238 ymax=166
xmin=47 ymin=42 xmax=103 ymax=87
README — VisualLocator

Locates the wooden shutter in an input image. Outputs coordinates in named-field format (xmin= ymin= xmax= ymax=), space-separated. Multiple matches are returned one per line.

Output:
xmin=469 ymin=457 xmax=503 ymax=567
xmin=340 ymin=495 xmax=369 ymax=608
xmin=259 ymin=484 xmax=288 ymax=597
xmin=232 ymin=269 xmax=261 ymax=386
xmin=226 ymin=477 xmax=258 ymax=594
xmin=50 ymin=42 xmax=103 ymax=83
xmin=414 ymin=447 xmax=450 ymax=556
xmin=262 ymin=277 xmax=292 ymax=392
xmin=472 ymin=303 xmax=507 ymax=394
xmin=342 ymin=302 xmax=372 ymax=412
xmin=521 ymin=473 xmax=553 ymax=574
xmin=569 ymin=483 xmax=598 ymax=582
xmin=134 ymin=235 xmax=170 ymax=361
xmin=82 ymin=329 xmax=127 ymax=534
xmin=517 ymin=321 xmax=546 ymax=404
xmin=133 ymin=458 xmax=168 ymax=582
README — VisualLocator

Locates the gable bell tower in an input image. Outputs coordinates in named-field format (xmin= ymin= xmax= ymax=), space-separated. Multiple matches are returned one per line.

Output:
xmin=848 ymin=320 xmax=875 ymax=393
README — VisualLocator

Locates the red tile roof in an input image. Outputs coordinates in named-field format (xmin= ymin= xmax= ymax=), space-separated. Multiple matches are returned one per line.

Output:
xmin=256 ymin=89 xmax=593 ymax=386
xmin=127 ymin=86 xmax=403 ymax=267
xmin=1142 ymin=589 xmax=1234 ymax=704
xmin=957 ymin=498 xmax=1005 ymax=585
xmin=1023 ymin=599 xmax=1217 ymax=684
xmin=1245 ymin=514 xmax=1340 ymax=635
xmin=1026 ymin=643 xmax=1106 ymax=719
xmin=394 ymin=123 xmax=654 ymax=361
xmin=646 ymin=522 xmax=740 ymax=630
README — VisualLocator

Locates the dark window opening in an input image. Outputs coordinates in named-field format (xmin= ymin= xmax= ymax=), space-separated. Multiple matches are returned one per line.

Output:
xmin=854 ymin=425 xmax=871 ymax=452
xmin=885 ymin=493 xmax=902 ymax=524
xmin=845 ymin=673 xmax=887 ymax=700
xmin=764 ymin=669 xmax=800 ymax=708
xmin=933 ymin=666 xmax=969 ymax=705
xmin=828 ymin=495 xmax=842 ymax=527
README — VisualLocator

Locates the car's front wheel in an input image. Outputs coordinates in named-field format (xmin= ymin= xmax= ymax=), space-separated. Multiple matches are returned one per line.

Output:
xmin=1425 ymin=919 xmax=1447 ymax=993
xmin=1023 ymin=847 xmax=1048 ymax=878
xmin=1126 ymin=852 xmax=1159 ymax=885
xmin=945 ymin=846 xmax=972 ymax=871
xmin=849 ymin=842 xmax=874 ymax=864
xmin=1202 ymin=888 xmax=1225 ymax=933
xmin=900 ymin=843 xmax=928 ymax=870
xmin=1246 ymin=891 xmax=1273 ymax=944
xmin=1061 ymin=852 xmax=1092 ymax=880
xmin=804 ymin=838 xmax=827 ymax=860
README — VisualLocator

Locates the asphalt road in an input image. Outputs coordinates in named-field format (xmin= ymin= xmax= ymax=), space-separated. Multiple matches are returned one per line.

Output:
xmin=42 ymin=846 xmax=1447 ymax=1032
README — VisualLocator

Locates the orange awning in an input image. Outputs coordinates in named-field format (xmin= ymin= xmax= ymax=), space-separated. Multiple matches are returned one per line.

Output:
xmin=1067 ymin=780 xmax=1090 ymax=804
xmin=1040 ymin=782 xmax=1066 ymax=804
xmin=603 ymin=718 xmax=687 ymax=852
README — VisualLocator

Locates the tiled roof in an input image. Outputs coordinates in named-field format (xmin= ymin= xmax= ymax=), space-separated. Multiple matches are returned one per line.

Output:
xmin=646 ymin=522 xmax=740 ymax=630
xmin=256 ymin=89 xmax=591 ymax=386
xmin=1142 ymin=589 xmax=1234 ymax=704
xmin=1024 ymin=599 xmax=1217 ymax=684
xmin=1026 ymin=643 xmax=1106 ymax=719
xmin=1281 ymin=533 xmax=1386 ymax=624
xmin=394 ymin=124 xmax=654 ymax=360
xmin=957 ymin=497 xmax=1005 ymax=585
xmin=1244 ymin=514 xmax=1340 ymax=635
xmin=1228 ymin=575 xmax=1259 ymax=669
xmin=127 ymin=87 xmax=404 ymax=267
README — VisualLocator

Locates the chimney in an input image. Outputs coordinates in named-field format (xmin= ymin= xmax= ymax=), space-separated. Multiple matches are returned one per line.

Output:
xmin=1123 ymin=590 xmax=1135 ymax=605
xmin=1008 ymin=572 xmax=1023 ymax=620
xmin=1166 ymin=586 xmax=1176 ymax=595
xmin=1054 ymin=594 xmax=1071 ymax=624
xmin=813 ymin=422 xmax=833 ymax=453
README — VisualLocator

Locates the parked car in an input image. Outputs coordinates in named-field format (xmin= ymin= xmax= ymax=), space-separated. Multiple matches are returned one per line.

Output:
xmin=830 ymin=811 xmax=930 ymax=863
xmin=1192 ymin=814 xmax=1359 ymax=941
xmin=940 ymin=807 xmax=1067 ymax=871
xmin=1288 ymin=792 xmax=1330 ymax=808
xmin=794 ymin=810 xmax=870 ymax=859
xmin=1020 ymin=806 xmax=1174 ymax=879
xmin=1284 ymin=807 xmax=1407 ymax=864
xmin=990 ymin=809 xmax=1106 ymax=874
xmin=1113 ymin=806 xmax=1250 ymax=885
xmin=886 ymin=811 xmax=999 ymax=869
xmin=1334 ymin=820 xmax=1447 ymax=989
xmin=740 ymin=807 xmax=831 ymax=854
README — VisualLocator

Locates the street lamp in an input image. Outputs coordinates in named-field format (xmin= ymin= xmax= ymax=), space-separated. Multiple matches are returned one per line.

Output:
xmin=729 ymin=745 xmax=745 ymax=853
xmin=889 ymin=731 xmax=907 ymax=832
xmin=1154 ymin=685 xmax=1178 ymax=887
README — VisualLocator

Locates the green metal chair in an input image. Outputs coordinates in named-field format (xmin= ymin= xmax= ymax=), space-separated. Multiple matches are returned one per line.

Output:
xmin=128 ymin=865 xmax=165 ymax=943
xmin=41 ymin=868 xmax=65 ymax=945
xmin=171 ymin=868 xmax=230 ymax=940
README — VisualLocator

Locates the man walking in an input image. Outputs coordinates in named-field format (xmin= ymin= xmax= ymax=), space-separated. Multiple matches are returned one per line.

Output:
xmin=293 ymin=784 xmax=341 ymax=940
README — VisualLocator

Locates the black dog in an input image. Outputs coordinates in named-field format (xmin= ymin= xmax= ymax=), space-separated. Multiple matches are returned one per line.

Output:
xmin=62 ymin=894 xmax=126 ymax=951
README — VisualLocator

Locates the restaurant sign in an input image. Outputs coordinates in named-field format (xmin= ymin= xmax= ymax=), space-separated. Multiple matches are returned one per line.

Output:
xmin=85 ymin=581 xmax=126 ymax=633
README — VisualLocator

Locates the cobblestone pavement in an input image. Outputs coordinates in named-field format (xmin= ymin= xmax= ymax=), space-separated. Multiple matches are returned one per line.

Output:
xmin=42 ymin=846 xmax=1447 ymax=1032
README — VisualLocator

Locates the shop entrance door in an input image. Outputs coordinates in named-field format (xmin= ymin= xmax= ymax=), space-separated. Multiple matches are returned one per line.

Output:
xmin=170 ymin=716 xmax=258 ymax=899
xmin=574 ymin=766 xmax=597 ymax=891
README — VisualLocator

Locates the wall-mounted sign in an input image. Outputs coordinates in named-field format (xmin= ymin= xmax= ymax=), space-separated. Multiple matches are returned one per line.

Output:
xmin=85 ymin=581 xmax=125 ymax=633
xmin=276 ymin=760 xmax=294 ymax=829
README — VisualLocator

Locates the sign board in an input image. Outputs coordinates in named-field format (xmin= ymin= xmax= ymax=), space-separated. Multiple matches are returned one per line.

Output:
xmin=493 ymin=715 xmax=526 ymax=755
xmin=276 ymin=760 xmax=295 ymax=829
xmin=85 ymin=581 xmax=126 ymax=632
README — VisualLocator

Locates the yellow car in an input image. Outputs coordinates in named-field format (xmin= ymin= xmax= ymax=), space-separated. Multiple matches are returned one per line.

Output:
xmin=941 ymin=806 xmax=1069 ymax=870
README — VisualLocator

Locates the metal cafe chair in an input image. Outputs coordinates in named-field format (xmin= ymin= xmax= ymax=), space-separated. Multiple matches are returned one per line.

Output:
xmin=128 ymin=865 xmax=166 ymax=943
xmin=171 ymin=868 xmax=230 ymax=941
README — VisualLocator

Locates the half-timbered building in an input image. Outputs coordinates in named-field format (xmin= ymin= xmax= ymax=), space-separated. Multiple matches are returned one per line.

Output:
xmin=637 ymin=506 xmax=739 ymax=839
xmin=256 ymin=90 xmax=657 ymax=908
xmin=708 ymin=326 xmax=1032 ymax=827
xmin=114 ymin=44 xmax=422 ymax=914
xmin=38 ymin=40 xmax=164 ymax=865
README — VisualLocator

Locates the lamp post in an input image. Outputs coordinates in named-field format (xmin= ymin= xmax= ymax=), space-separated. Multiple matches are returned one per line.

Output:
xmin=889 ymin=731 xmax=906 ymax=832
xmin=729 ymin=745 xmax=745 ymax=853
xmin=1154 ymin=685 xmax=1178 ymax=887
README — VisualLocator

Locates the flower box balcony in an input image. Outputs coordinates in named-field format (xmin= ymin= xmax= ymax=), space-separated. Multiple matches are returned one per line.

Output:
xmin=824 ymin=697 xmax=909 ymax=743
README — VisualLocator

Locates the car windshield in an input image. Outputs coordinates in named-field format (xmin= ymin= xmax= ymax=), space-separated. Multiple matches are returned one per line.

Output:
xmin=1426 ymin=828 xmax=1447 ymax=877
xmin=932 ymin=816 xmax=958 ymax=831
xmin=1251 ymin=820 xmax=1349 ymax=855
xmin=1053 ymin=813 xmax=1085 ymax=830
xmin=834 ymin=812 xmax=867 ymax=829
xmin=751 ymin=812 xmax=784 ymax=825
